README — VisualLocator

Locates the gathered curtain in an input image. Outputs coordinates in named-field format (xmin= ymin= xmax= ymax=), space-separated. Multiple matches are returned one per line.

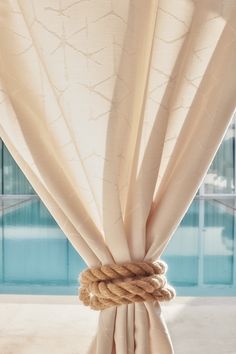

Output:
xmin=0 ymin=0 xmax=236 ymax=353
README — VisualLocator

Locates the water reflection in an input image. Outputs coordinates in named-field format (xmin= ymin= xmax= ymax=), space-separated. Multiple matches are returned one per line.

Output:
xmin=204 ymin=124 xmax=235 ymax=194
xmin=164 ymin=196 xmax=235 ymax=292
xmin=163 ymin=200 xmax=199 ymax=286
xmin=0 ymin=196 xmax=235 ymax=295
xmin=0 ymin=198 xmax=86 ymax=286
xmin=203 ymin=199 xmax=234 ymax=285
xmin=2 ymin=144 xmax=35 ymax=195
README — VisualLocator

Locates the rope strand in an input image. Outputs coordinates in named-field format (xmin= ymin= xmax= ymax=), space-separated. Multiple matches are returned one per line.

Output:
xmin=79 ymin=260 xmax=175 ymax=310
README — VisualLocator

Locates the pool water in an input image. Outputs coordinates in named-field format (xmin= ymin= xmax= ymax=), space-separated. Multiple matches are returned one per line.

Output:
xmin=0 ymin=197 xmax=235 ymax=296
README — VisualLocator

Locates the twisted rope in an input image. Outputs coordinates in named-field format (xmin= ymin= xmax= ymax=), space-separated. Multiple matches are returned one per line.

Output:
xmin=79 ymin=260 xmax=175 ymax=310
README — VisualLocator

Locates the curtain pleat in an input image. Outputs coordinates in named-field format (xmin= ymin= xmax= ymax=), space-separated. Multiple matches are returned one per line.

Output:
xmin=0 ymin=1 xmax=236 ymax=353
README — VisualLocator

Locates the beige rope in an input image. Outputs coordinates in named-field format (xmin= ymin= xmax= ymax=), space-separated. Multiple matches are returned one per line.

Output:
xmin=79 ymin=260 xmax=175 ymax=310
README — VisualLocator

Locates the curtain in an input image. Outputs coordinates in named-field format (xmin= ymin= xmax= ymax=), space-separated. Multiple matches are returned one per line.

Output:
xmin=0 ymin=0 xmax=236 ymax=353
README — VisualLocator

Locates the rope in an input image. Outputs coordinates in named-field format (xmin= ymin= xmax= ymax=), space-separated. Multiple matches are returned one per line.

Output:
xmin=79 ymin=260 xmax=175 ymax=310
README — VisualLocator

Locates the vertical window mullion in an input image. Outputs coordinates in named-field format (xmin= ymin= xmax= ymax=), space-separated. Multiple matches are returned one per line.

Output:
xmin=233 ymin=114 xmax=236 ymax=287
xmin=0 ymin=140 xmax=3 ymax=283
xmin=1 ymin=139 xmax=3 ymax=195
xmin=198 ymin=197 xmax=205 ymax=287
xmin=234 ymin=114 xmax=236 ymax=195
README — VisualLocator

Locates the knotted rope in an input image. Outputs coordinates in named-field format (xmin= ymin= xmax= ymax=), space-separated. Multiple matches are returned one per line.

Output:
xmin=79 ymin=260 xmax=175 ymax=310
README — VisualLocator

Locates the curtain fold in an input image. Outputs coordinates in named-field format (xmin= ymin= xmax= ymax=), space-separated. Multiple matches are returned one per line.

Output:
xmin=0 ymin=0 xmax=236 ymax=353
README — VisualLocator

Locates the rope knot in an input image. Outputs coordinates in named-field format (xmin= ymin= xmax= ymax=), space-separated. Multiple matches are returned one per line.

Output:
xmin=79 ymin=260 xmax=175 ymax=310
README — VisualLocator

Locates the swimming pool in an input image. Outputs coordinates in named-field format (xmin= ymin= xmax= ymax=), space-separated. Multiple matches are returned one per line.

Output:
xmin=0 ymin=196 xmax=235 ymax=296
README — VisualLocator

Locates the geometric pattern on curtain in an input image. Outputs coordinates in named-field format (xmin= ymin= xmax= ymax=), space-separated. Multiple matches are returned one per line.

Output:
xmin=0 ymin=1 xmax=236 ymax=353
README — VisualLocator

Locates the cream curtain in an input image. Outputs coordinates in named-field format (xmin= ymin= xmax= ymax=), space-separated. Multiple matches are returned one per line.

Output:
xmin=0 ymin=0 xmax=236 ymax=353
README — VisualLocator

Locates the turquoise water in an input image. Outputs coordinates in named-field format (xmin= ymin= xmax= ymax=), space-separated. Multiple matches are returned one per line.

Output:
xmin=0 ymin=198 xmax=85 ymax=293
xmin=0 ymin=196 xmax=235 ymax=296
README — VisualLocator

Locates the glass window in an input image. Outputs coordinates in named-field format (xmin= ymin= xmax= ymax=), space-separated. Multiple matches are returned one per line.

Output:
xmin=3 ymin=198 xmax=68 ymax=283
xmin=203 ymin=122 xmax=235 ymax=194
xmin=203 ymin=199 xmax=234 ymax=285
xmin=3 ymin=144 xmax=35 ymax=195
xmin=164 ymin=200 xmax=199 ymax=286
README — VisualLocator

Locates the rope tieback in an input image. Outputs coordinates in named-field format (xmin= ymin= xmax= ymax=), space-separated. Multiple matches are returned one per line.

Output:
xmin=79 ymin=260 xmax=175 ymax=310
